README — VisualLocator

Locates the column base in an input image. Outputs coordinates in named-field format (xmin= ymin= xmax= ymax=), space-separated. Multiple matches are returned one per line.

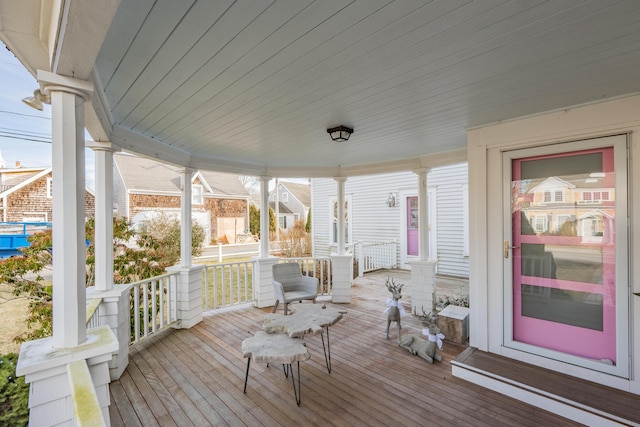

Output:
xmin=409 ymin=259 xmax=437 ymax=315
xmin=16 ymin=326 xmax=118 ymax=426
xmin=330 ymin=255 xmax=353 ymax=303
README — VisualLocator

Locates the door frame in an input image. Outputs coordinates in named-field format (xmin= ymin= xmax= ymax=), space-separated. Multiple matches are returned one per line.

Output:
xmin=502 ymin=135 xmax=629 ymax=378
xmin=400 ymin=188 xmax=437 ymax=268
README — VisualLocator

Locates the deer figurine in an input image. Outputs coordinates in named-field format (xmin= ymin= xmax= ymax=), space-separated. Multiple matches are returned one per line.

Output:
xmin=399 ymin=307 xmax=444 ymax=364
xmin=384 ymin=278 xmax=405 ymax=342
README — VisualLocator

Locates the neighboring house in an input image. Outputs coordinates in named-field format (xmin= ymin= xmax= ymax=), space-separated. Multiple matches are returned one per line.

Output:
xmin=113 ymin=153 xmax=250 ymax=244
xmin=311 ymin=163 xmax=468 ymax=277
xmin=0 ymin=162 xmax=95 ymax=222
xmin=268 ymin=180 xmax=310 ymax=231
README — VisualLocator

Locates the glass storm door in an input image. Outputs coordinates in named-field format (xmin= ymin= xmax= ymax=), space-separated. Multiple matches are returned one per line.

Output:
xmin=506 ymin=137 xmax=628 ymax=375
xmin=407 ymin=197 xmax=419 ymax=256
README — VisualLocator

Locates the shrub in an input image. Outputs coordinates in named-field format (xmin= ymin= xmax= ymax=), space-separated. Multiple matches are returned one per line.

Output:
xmin=0 ymin=353 xmax=29 ymax=426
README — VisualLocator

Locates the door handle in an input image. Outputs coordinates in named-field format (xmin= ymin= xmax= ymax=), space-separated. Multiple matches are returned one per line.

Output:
xmin=504 ymin=241 xmax=520 ymax=259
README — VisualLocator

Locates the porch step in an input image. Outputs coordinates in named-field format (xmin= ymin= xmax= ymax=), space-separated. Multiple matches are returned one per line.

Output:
xmin=451 ymin=347 xmax=639 ymax=427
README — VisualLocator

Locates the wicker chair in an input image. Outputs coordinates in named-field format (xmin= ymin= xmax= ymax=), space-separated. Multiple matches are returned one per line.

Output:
xmin=272 ymin=263 xmax=318 ymax=315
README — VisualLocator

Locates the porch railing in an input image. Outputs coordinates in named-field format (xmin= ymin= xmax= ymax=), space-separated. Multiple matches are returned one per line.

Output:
xmin=129 ymin=272 xmax=180 ymax=344
xmin=202 ymin=260 xmax=254 ymax=310
xmin=280 ymin=257 xmax=332 ymax=296
xmin=86 ymin=297 xmax=102 ymax=329
xmin=355 ymin=241 xmax=398 ymax=276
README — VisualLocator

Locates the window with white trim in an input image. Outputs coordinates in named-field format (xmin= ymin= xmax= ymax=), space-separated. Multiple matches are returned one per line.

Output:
xmin=281 ymin=192 xmax=289 ymax=202
xmin=192 ymin=184 xmax=203 ymax=205
xmin=46 ymin=177 xmax=53 ymax=198
xmin=329 ymin=195 xmax=352 ymax=245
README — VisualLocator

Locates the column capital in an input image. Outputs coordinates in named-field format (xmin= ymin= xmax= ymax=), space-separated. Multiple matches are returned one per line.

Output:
xmin=86 ymin=141 xmax=120 ymax=153
xmin=412 ymin=167 xmax=430 ymax=176
xmin=37 ymin=70 xmax=93 ymax=101
xmin=333 ymin=176 xmax=347 ymax=183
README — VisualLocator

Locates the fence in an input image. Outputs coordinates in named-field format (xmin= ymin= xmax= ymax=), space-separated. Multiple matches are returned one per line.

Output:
xmin=355 ymin=241 xmax=398 ymax=276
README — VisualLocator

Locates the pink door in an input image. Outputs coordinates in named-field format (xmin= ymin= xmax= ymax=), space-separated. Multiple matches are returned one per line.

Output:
xmin=511 ymin=147 xmax=617 ymax=364
xmin=407 ymin=197 xmax=418 ymax=256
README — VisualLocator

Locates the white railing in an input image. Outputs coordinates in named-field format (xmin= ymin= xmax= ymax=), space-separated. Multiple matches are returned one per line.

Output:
xmin=86 ymin=297 xmax=102 ymax=329
xmin=202 ymin=260 xmax=254 ymax=310
xmin=280 ymin=257 xmax=332 ymax=296
xmin=129 ymin=272 xmax=180 ymax=344
xmin=356 ymin=241 xmax=398 ymax=276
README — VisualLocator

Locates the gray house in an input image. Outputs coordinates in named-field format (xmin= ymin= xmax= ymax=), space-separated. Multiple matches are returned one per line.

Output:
xmin=268 ymin=180 xmax=310 ymax=232
xmin=311 ymin=163 xmax=468 ymax=277
xmin=113 ymin=153 xmax=250 ymax=244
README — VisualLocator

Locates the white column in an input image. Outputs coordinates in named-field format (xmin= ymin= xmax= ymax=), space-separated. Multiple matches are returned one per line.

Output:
xmin=259 ymin=176 xmax=271 ymax=257
xmin=410 ymin=167 xmax=437 ymax=314
xmin=415 ymin=168 xmax=430 ymax=261
xmin=88 ymin=141 xmax=118 ymax=291
xmin=40 ymin=70 xmax=93 ymax=348
xmin=335 ymin=177 xmax=347 ymax=255
xmin=275 ymin=178 xmax=280 ymax=241
xmin=180 ymin=168 xmax=194 ymax=268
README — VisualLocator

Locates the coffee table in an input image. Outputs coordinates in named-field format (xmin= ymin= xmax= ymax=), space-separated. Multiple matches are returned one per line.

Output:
xmin=263 ymin=303 xmax=346 ymax=373
xmin=242 ymin=331 xmax=310 ymax=406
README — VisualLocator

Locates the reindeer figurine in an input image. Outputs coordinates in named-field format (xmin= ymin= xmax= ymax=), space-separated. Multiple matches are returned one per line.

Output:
xmin=384 ymin=278 xmax=405 ymax=342
xmin=399 ymin=307 xmax=444 ymax=364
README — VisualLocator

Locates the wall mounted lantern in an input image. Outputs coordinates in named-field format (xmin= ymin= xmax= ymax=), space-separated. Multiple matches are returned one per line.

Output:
xmin=387 ymin=192 xmax=398 ymax=207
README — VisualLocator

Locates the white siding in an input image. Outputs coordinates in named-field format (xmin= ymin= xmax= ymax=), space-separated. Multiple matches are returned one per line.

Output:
xmin=429 ymin=163 xmax=469 ymax=277
xmin=311 ymin=164 xmax=469 ymax=277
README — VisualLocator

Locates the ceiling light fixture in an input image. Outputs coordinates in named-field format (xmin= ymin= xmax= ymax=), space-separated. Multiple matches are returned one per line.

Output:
xmin=21 ymin=89 xmax=50 ymax=111
xmin=327 ymin=125 xmax=353 ymax=142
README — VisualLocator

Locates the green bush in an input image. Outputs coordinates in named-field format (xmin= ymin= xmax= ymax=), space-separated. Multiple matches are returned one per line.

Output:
xmin=0 ymin=353 xmax=29 ymax=426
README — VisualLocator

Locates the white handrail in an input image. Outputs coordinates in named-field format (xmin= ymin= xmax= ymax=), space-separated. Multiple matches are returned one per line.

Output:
xmin=356 ymin=241 xmax=398 ymax=276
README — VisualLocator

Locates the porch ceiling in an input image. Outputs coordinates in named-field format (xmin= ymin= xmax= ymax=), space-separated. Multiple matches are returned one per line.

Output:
xmin=2 ymin=1 xmax=640 ymax=177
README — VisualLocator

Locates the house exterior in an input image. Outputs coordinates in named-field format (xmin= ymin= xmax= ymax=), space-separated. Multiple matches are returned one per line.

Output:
xmin=0 ymin=164 xmax=94 ymax=222
xmin=465 ymin=94 xmax=640 ymax=407
xmin=311 ymin=163 xmax=468 ymax=277
xmin=113 ymin=153 xmax=250 ymax=244
xmin=268 ymin=180 xmax=310 ymax=231
xmin=5 ymin=3 xmax=640 ymax=425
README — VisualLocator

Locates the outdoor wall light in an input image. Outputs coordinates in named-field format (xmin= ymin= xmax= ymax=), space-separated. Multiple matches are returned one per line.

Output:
xmin=21 ymin=89 xmax=50 ymax=111
xmin=327 ymin=125 xmax=353 ymax=142
xmin=387 ymin=192 xmax=398 ymax=207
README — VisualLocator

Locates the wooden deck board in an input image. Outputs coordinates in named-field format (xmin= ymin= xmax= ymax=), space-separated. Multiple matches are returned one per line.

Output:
xmin=110 ymin=272 xmax=581 ymax=426
xmin=454 ymin=347 xmax=640 ymax=425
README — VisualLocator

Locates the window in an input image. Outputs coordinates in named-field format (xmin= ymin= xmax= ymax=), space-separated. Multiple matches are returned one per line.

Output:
xmin=46 ymin=177 xmax=52 ymax=198
xmin=532 ymin=215 xmax=548 ymax=233
xmin=554 ymin=190 xmax=564 ymax=202
xmin=192 ymin=184 xmax=203 ymax=205
xmin=543 ymin=191 xmax=551 ymax=203
xmin=329 ymin=196 xmax=352 ymax=245
xmin=281 ymin=192 xmax=289 ymax=202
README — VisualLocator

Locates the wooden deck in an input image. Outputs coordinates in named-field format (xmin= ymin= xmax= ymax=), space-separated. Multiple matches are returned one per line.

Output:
xmin=109 ymin=271 xmax=579 ymax=426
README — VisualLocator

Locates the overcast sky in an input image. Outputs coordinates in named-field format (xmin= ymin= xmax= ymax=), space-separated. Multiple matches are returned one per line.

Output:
xmin=0 ymin=44 xmax=95 ymax=187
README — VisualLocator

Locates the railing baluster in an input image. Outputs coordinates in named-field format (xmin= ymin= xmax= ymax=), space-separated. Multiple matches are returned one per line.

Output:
xmin=158 ymin=279 xmax=162 ymax=329
xmin=133 ymin=285 xmax=140 ymax=343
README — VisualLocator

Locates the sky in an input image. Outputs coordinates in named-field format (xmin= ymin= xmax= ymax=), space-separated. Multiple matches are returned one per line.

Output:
xmin=0 ymin=44 xmax=95 ymax=188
